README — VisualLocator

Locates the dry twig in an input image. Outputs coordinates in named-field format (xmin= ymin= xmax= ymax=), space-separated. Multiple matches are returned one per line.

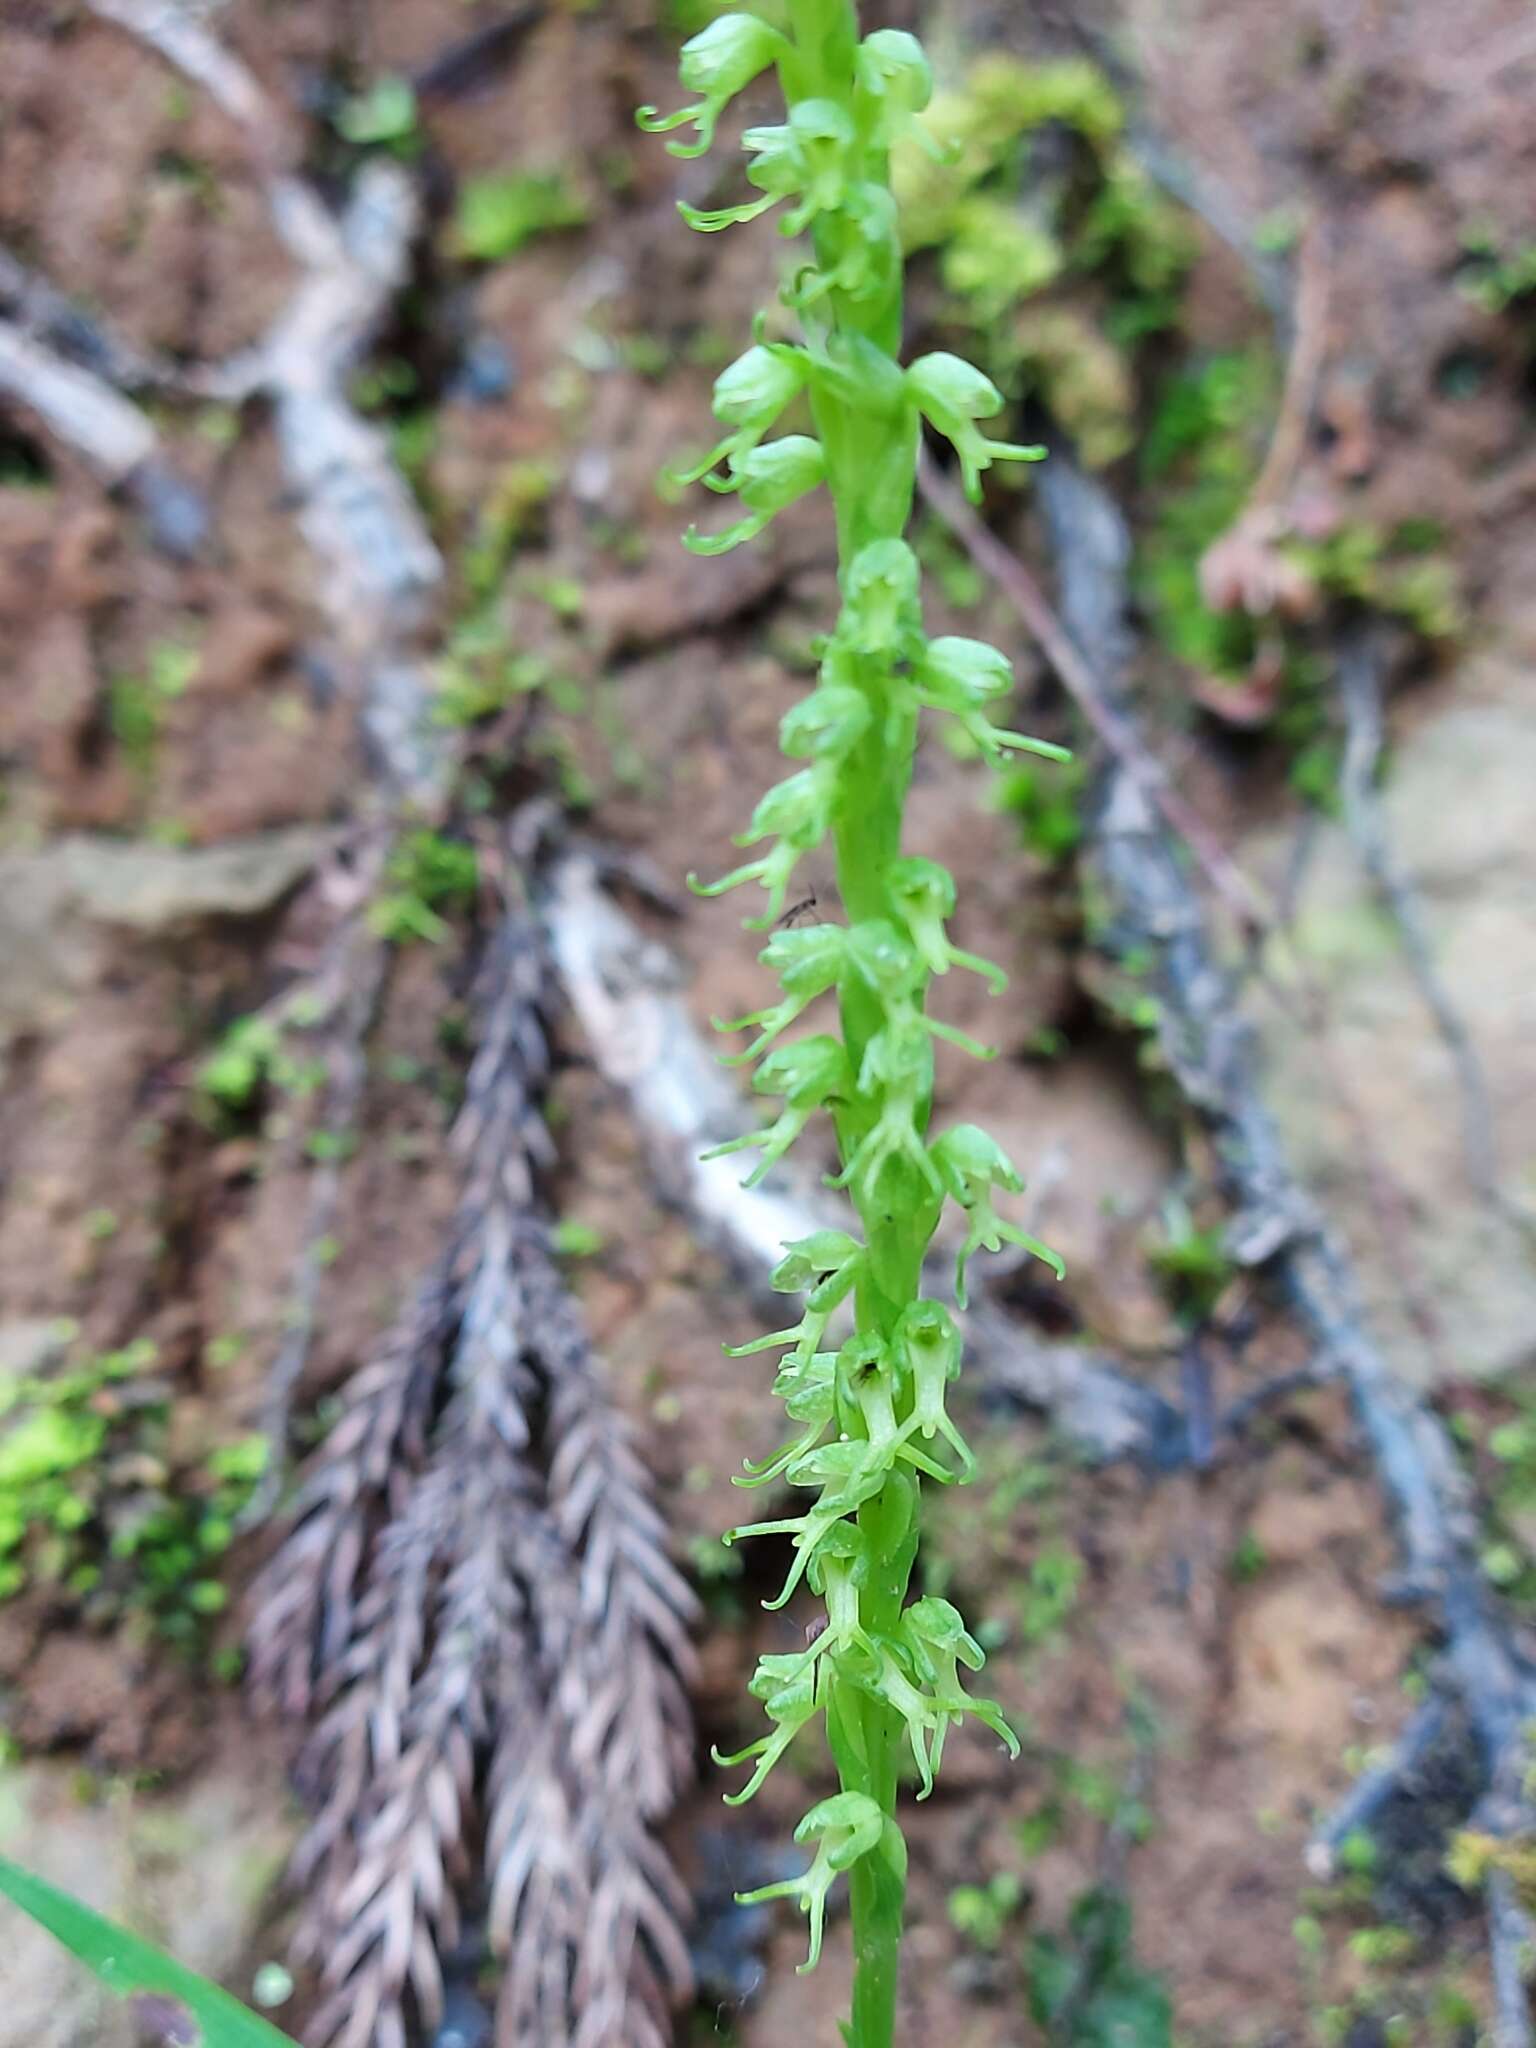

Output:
xmin=0 ymin=318 xmax=207 ymax=555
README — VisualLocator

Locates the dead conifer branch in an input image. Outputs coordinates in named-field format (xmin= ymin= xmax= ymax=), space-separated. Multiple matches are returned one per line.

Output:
xmin=242 ymin=874 xmax=395 ymax=1532
xmin=250 ymin=902 xmax=697 ymax=2047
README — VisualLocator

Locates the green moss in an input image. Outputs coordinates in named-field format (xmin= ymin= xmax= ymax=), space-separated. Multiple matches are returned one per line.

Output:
xmin=938 ymin=198 xmax=1062 ymax=319
xmin=1017 ymin=1538 xmax=1084 ymax=1646
xmin=455 ymin=170 xmax=589 ymax=261
xmin=370 ymin=830 xmax=479 ymax=944
xmin=0 ymin=1344 xmax=264 ymax=1652
xmin=1457 ymin=223 xmax=1536 ymax=313
xmin=995 ymin=756 xmax=1086 ymax=865
xmin=1014 ymin=307 xmax=1136 ymax=469
xmin=552 ymin=1218 xmax=606 ymax=1258
xmin=197 ymin=1013 xmax=326 ymax=1120
xmin=890 ymin=51 xmax=1192 ymax=453
xmin=334 ymin=76 xmax=418 ymax=152
xmin=107 ymin=637 xmax=200 ymax=780
xmin=947 ymin=1870 xmax=1024 ymax=1952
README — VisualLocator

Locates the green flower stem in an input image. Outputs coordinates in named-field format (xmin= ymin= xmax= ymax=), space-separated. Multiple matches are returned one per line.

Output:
xmin=642 ymin=6 xmax=1063 ymax=2042
xmin=802 ymin=36 xmax=925 ymax=2033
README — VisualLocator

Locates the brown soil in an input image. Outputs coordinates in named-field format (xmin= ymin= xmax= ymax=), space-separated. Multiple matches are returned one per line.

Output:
xmin=4 ymin=0 xmax=1535 ymax=2044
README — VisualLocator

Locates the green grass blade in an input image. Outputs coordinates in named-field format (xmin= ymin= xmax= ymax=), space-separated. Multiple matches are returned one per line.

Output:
xmin=0 ymin=1855 xmax=298 ymax=2048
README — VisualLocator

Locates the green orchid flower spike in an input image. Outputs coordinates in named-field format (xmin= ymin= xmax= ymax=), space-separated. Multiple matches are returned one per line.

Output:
xmin=643 ymin=8 xmax=1067 ymax=2041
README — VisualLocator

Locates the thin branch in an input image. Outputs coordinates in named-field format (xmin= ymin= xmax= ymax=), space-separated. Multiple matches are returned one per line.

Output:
xmin=1247 ymin=223 xmax=1330 ymax=513
xmin=0 ymin=246 xmax=172 ymax=391
xmin=0 ymin=318 xmax=207 ymax=555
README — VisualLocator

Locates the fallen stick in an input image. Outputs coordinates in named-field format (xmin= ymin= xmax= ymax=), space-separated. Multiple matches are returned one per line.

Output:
xmin=0 ymin=246 xmax=172 ymax=391
xmin=1026 ymin=447 xmax=1536 ymax=2045
xmin=0 ymin=318 xmax=207 ymax=555
xmin=916 ymin=451 xmax=1274 ymax=940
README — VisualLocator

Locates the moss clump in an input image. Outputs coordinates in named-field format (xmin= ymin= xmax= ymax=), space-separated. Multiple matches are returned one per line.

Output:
xmin=0 ymin=1339 xmax=265 ymax=1653
xmin=892 ymin=53 xmax=1195 ymax=460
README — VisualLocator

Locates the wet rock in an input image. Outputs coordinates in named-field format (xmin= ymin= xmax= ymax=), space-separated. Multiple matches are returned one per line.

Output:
xmin=0 ymin=828 xmax=328 ymax=1045
xmin=54 ymin=830 xmax=329 ymax=933
xmin=0 ymin=1319 xmax=71 ymax=1382
xmin=1252 ymin=680 xmax=1536 ymax=1386
xmin=0 ymin=1755 xmax=297 ymax=2048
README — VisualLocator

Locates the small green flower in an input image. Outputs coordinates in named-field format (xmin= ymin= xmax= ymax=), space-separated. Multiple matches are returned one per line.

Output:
xmin=714 ymin=1651 xmax=824 ymax=1805
xmin=726 ymin=1439 xmax=889 ymax=1609
xmin=703 ymin=1036 xmax=851 ymax=1186
xmin=855 ymin=30 xmax=934 ymax=146
xmin=888 ymin=857 xmax=1007 ymax=990
xmin=735 ymin=1792 xmax=890 ymax=1971
xmin=930 ymin=1124 xmax=1065 ymax=1306
xmin=685 ymin=434 xmax=826 ymax=557
xmin=837 ymin=538 xmax=923 ymax=656
xmin=744 ymin=100 xmax=859 ymax=237
xmin=892 ymin=1300 xmax=974 ymax=1479
xmin=898 ymin=1594 xmax=1019 ymax=1772
xmin=736 ymin=1350 xmax=836 ymax=1489
xmin=907 ymin=352 xmax=1045 ymax=501
xmin=669 ymin=342 xmax=807 ymax=488
xmin=716 ymin=924 xmax=851 ymax=1060
xmin=690 ymin=762 xmax=834 ymax=923
xmin=780 ymin=683 xmax=871 ymax=761
xmin=913 ymin=635 xmax=1071 ymax=767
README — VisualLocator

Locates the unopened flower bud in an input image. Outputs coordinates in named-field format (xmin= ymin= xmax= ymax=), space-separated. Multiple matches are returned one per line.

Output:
xmin=713 ymin=342 xmax=805 ymax=427
xmin=915 ymin=635 xmax=1013 ymax=710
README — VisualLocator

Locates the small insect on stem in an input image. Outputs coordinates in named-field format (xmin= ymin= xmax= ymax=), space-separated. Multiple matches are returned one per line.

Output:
xmin=778 ymin=892 xmax=819 ymax=928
